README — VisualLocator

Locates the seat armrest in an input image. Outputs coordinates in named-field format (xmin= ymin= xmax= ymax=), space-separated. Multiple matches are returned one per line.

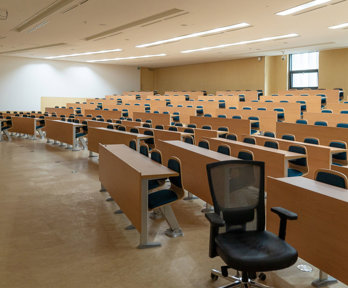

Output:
xmin=205 ymin=213 xmax=225 ymax=227
xmin=271 ymin=207 xmax=297 ymax=220
xmin=271 ymin=207 xmax=297 ymax=240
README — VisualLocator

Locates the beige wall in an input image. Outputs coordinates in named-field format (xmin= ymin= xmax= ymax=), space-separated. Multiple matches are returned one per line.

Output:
xmin=264 ymin=55 xmax=288 ymax=95
xmin=146 ymin=57 xmax=265 ymax=94
xmin=140 ymin=68 xmax=155 ymax=91
xmin=319 ymin=48 xmax=348 ymax=97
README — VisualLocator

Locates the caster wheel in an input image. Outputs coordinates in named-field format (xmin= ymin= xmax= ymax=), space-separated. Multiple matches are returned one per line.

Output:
xmin=258 ymin=273 xmax=266 ymax=281
xmin=211 ymin=273 xmax=218 ymax=281
xmin=249 ymin=272 xmax=257 ymax=280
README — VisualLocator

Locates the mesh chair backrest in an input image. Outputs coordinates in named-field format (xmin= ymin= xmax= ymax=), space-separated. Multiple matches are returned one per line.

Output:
xmin=264 ymin=141 xmax=278 ymax=149
xmin=232 ymin=115 xmax=241 ymax=119
xmin=140 ymin=145 xmax=149 ymax=157
xmin=316 ymin=171 xmax=347 ymax=189
xmin=217 ymin=145 xmax=230 ymax=155
xmin=243 ymin=137 xmax=255 ymax=145
xmin=129 ymin=140 xmax=137 ymax=150
xmin=198 ymin=140 xmax=209 ymax=149
xmin=168 ymin=158 xmax=182 ymax=188
xmin=206 ymin=160 xmax=265 ymax=230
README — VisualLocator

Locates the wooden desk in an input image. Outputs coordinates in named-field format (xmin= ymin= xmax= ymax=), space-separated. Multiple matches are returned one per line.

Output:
xmin=88 ymin=127 xmax=151 ymax=153
xmin=267 ymin=176 xmax=348 ymax=285
xmin=277 ymin=122 xmax=348 ymax=146
xmin=260 ymin=96 xmax=321 ymax=113
xmin=133 ymin=112 xmax=170 ymax=127
xmin=251 ymin=134 xmax=346 ymax=179
xmin=0 ymin=118 xmax=12 ymax=141
xmin=84 ymin=109 xmax=121 ymax=120
xmin=46 ymin=120 xmax=84 ymax=150
xmin=303 ymin=112 xmax=348 ymax=127
xmin=99 ymin=144 xmax=177 ymax=248
xmin=156 ymin=140 xmax=237 ymax=204
xmin=153 ymin=129 xmax=191 ymax=147
xmin=9 ymin=117 xmax=42 ymax=138
xmin=207 ymin=137 xmax=305 ymax=179
xmin=45 ymin=108 xmax=74 ymax=116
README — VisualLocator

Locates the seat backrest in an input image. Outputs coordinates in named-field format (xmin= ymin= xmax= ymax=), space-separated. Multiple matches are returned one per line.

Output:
xmin=288 ymin=145 xmax=307 ymax=166
xmin=243 ymin=137 xmax=256 ymax=145
xmin=184 ymin=128 xmax=194 ymax=133
xmin=144 ymin=130 xmax=154 ymax=136
xmin=330 ymin=141 xmax=347 ymax=160
xmin=129 ymin=140 xmax=137 ymax=150
xmin=264 ymin=140 xmax=279 ymax=149
xmin=140 ymin=144 xmax=149 ymax=157
xmin=202 ymin=125 xmax=212 ymax=130
xmin=151 ymin=149 xmax=162 ymax=164
xmin=206 ymin=160 xmax=265 ymax=229
xmin=107 ymin=124 xmax=114 ymax=129
xmin=226 ymin=134 xmax=237 ymax=141
xmin=321 ymin=109 xmax=332 ymax=113
xmin=169 ymin=126 xmax=178 ymax=131
xmin=296 ymin=119 xmax=307 ymax=124
xmin=264 ymin=131 xmax=275 ymax=138
xmin=282 ymin=134 xmax=295 ymax=141
xmin=118 ymin=125 xmax=126 ymax=131
xmin=184 ymin=136 xmax=194 ymax=145
xmin=130 ymin=128 xmax=139 ymax=133
xmin=143 ymin=123 xmax=151 ymax=128
xmin=238 ymin=150 xmax=254 ymax=160
xmin=217 ymin=145 xmax=230 ymax=155
xmin=337 ymin=123 xmax=348 ymax=128
xmin=168 ymin=157 xmax=183 ymax=189
xmin=155 ymin=125 xmax=164 ymax=130
xmin=315 ymin=169 xmax=347 ymax=189
xmin=304 ymin=137 xmax=319 ymax=145
xmin=198 ymin=140 xmax=210 ymax=149
xmin=188 ymin=124 xmax=196 ymax=128
xmin=218 ymin=126 xmax=228 ymax=132
xmin=314 ymin=121 xmax=327 ymax=126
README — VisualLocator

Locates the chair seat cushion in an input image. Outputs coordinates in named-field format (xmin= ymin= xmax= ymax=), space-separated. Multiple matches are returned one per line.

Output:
xmin=288 ymin=168 xmax=303 ymax=177
xmin=332 ymin=162 xmax=343 ymax=166
xmin=76 ymin=132 xmax=87 ymax=138
xmin=148 ymin=189 xmax=178 ymax=210
xmin=250 ymin=129 xmax=257 ymax=134
xmin=215 ymin=231 xmax=298 ymax=272
xmin=148 ymin=180 xmax=160 ymax=190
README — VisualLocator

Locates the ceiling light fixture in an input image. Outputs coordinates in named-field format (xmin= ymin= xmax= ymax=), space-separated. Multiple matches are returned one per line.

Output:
xmin=45 ymin=48 xmax=122 ymax=59
xmin=329 ymin=22 xmax=348 ymax=29
xmin=86 ymin=53 xmax=167 ymax=63
xmin=136 ymin=23 xmax=250 ymax=48
xmin=181 ymin=33 xmax=299 ymax=54
xmin=276 ymin=0 xmax=331 ymax=16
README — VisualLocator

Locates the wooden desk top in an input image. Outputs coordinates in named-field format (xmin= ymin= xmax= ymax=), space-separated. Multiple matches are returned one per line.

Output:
xmin=251 ymin=135 xmax=346 ymax=154
xmin=102 ymin=144 xmax=178 ymax=179
xmin=269 ymin=176 xmax=348 ymax=201
xmin=164 ymin=140 xmax=238 ymax=161
xmin=95 ymin=127 xmax=151 ymax=139
xmin=210 ymin=137 xmax=306 ymax=160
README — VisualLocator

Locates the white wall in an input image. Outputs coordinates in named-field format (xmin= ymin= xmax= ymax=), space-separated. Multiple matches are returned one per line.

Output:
xmin=0 ymin=55 xmax=140 ymax=111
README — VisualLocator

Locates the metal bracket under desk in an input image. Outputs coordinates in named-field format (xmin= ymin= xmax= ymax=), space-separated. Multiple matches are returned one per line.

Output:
xmin=137 ymin=179 xmax=161 ymax=249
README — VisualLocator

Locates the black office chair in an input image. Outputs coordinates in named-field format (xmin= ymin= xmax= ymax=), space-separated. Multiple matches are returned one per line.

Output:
xmin=206 ymin=160 xmax=298 ymax=287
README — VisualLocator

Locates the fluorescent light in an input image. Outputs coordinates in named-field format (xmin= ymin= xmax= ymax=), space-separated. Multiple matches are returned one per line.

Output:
xmin=276 ymin=0 xmax=331 ymax=16
xmin=136 ymin=23 xmax=250 ymax=48
xmin=87 ymin=53 xmax=167 ymax=63
xmin=45 ymin=49 xmax=122 ymax=59
xmin=329 ymin=23 xmax=348 ymax=29
xmin=181 ymin=34 xmax=299 ymax=54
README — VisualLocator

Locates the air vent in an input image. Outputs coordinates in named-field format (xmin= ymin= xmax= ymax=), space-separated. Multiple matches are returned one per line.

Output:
xmin=0 ymin=43 xmax=67 ymax=54
xmin=14 ymin=0 xmax=78 ymax=32
xmin=85 ymin=8 xmax=185 ymax=41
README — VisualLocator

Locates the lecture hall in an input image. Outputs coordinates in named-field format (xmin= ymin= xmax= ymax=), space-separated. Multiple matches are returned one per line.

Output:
xmin=1 ymin=0 xmax=348 ymax=287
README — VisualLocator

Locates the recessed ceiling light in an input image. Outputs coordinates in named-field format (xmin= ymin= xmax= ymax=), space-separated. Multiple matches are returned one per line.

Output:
xmin=45 ymin=48 xmax=122 ymax=59
xmin=136 ymin=23 xmax=250 ymax=48
xmin=181 ymin=34 xmax=299 ymax=54
xmin=276 ymin=0 xmax=331 ymax=16
xmin=87 ymin=53 xmax=167 ymax=63
xmin=329 ymin=22 xmax=348 ymax=29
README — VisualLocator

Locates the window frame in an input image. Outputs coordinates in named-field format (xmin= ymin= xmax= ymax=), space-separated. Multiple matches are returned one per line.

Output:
xmin=288 ymin=52 xmax=319 ymax=89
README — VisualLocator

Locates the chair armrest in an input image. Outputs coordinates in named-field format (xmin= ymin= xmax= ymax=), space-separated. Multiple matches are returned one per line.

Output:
xmin=271 ymin=207 xmax=298 ymax=240
xmin=271 ymin=207 xmax=297 ymax=220
xmin=205 ymin=213 xmax=225 ymax=227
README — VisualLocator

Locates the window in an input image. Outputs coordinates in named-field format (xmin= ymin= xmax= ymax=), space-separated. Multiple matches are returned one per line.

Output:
xmin=289 ymin=52 xmax=319 ymax=89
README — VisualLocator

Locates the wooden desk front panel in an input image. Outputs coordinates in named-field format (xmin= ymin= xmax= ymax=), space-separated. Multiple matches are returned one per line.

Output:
xmin=84 ymin=109 xmax=121 ymax=120
xmin=303 ymin=112 xmax=348 ymax=127
xmin=278 ymin=89 xmax=340 ymax=104
xmin=190 ymin=116 xmax=250 ymax=138
xmin=45 ymin=108 xmax=74 ymax=116
xmin=276 ymin=122 xmax=348 ymax=146
xmin=99 ymin=145 xmax=142 ymax=232
xmin=253 ymin=135 xmax=332 ymax=179
xmin=46 ymin=120 xmax=74 ymax=145
xmin=219 ymin=109 xmax=278 ymax=133
xmin=194 ymin=129 xmax=221 ymax=145
xmin=260 ymin=96 xmax=321 ymax=113
xmin=133 ymin=112 xmax=170 ymax=127
xmin=87 ymin=120 xmax=110 ymax=128
xmin=88 ymin=127 xmax=138 ymax=153
xmin=153 ymin=129 xmax=182 ymax=147
xmin=207 ymin=138 xmax=286 ymax=179
xmin=155 ymin=107 xmax=196 ymax=124
xmin=325 ymin=103 xmax=348 ymax=113
xmin=9 ymin=117 xmax=36 ymax=135
xmin=267 ymin=177 xmax=348 ymax=285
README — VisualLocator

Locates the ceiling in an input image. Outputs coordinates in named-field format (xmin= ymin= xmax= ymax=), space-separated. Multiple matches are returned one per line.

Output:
xmin=0 ymin=0 xmax=348 ymax=67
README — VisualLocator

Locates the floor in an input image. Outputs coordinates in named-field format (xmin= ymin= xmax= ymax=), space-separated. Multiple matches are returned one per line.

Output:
xmin=0 ymin=136 xmax=346 ymax=288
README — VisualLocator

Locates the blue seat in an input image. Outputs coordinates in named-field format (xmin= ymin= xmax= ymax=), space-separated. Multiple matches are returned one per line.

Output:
xmin=232 ymin=115 xmax=241 ymax=119
xmin=264 ymin=131 xmax=275 ymax=138
xmin=238 ymin=150 xmax=253 ymax=160
xmin=296 ymin=119 xmax=307 ymax=125
xmin=314 ymin=121 xmax=327 ymax=126
xmin=184 ymin=136 xmax=194 ymax=145
xmin=243 ymin=137 xmax=256 ymax=145
xmin=321 ymin=109 xmax=332 ymax=113
xmin=140 ymin=144 xmax=149 ymax=157
xmin=288 ymin=145 xmax=307 ymax=177
xmin=226 ymin=134 xmax=237 ymax=141
xmin=264 ymin=141 xmax=278 ymax=149
xmin=304 ymin=137 xmax=319 ymax=145
xmin=330 ymin=141 xmax=347 ymax=166
xmin=198 ymin=140 xmax=209 ymax=149
xmin=218 ymin=115 xmax=227 ymax=118
xmin=315 ymin=169 xmax=347 ymax=189
xmin=202 ymin=125 xmax=211 ymax=130
xmin=340 ymin=110 xmax=348 ymax=114
xmin=282 ymin=134 xmax=295 ymax=141
xmin=217 ymin=145 xmax=230 ymax=155
xmin=337 ymin=123 xmax=348 ymax=128
xmin=188 ymin=124 xmax=196 ymax=128
xmin=168 ymin=126 xmax=177 ymax=131
xmin=204 ymin=114 xmax=212 ymax=117
xmin=129 ymin=140 xmax=137 ymax=150
xmin=287 ymin=169 xmax=303 ymax=177
xmin=242 ymin=107 xmax=251 ymax=110
xmin=274 ymin=108 xmax=284 ymax=121
xmin=155 ymin=125 xmax=164 ymax=130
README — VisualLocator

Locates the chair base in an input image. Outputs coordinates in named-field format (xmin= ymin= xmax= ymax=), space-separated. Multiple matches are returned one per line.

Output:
xmin=211 ymin=269 xmax=270 ymax=288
